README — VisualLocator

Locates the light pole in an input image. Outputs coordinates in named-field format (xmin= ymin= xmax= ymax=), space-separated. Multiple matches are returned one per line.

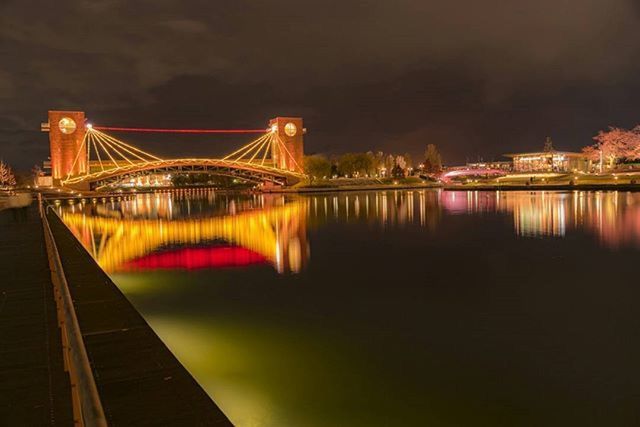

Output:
xmin=599 ymin=147 xmax=603 ymax=174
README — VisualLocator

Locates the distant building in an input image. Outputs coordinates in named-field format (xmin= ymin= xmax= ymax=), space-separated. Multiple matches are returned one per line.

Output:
xmin=504 ymin=137 xmax=590 ymax=173
xmin=504 ymin=151 xmax=589 ymax=173
xmin=465 ymin=161 xmax=512 ymax=171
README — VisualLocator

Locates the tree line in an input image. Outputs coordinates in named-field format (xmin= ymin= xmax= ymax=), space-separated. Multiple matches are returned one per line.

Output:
xmin=304 ymin=144 xmax=442 ymax=180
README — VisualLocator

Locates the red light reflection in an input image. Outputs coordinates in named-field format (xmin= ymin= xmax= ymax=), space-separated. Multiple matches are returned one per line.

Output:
xmin=122 ymin=246 xmax=268 ymax=271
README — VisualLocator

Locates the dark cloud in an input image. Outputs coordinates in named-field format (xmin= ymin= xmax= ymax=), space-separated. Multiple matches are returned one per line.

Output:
xmin=1 ymin=0 xmax=640 ymax=169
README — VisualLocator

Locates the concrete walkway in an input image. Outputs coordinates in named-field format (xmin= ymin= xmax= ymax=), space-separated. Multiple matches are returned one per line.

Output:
xmin=0 ymin=203 xmax=73 ymax=426
xmin=1 ymin=202 xmax=232 ymax=426
xmin=48 ymin=210 xmax=232 ymax=426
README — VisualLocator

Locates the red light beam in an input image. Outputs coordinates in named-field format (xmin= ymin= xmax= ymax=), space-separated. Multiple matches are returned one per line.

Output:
xmin=93 ymin=126 xmax=268 ymax=134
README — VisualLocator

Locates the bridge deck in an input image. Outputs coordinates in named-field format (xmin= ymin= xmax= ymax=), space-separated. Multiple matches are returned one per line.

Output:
xmin=0 ymin=203 xmax=73 ymax=426
xmin=62 ymin=158 xmax=305 ymax=190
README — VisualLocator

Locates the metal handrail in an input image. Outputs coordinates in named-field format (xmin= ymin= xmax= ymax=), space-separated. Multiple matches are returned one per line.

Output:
xmin=39 ymin=195 xmax=108 ymax=427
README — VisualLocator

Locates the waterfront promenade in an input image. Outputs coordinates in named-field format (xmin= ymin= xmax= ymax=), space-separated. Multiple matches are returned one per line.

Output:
xmin=1 ymin=201 xmax=232 ymax=426
xmin=47 ymin=209 xmax=232 ymax=426
xmin=0 ymin=203 xmax=73 ymax=425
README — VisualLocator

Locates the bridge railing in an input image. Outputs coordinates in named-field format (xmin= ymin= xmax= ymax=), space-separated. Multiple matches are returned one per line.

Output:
xmin=39 ymin=195 xmax=108 ymax=427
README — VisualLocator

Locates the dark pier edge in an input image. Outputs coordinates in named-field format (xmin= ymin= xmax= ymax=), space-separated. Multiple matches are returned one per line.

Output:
xmin=0 ymin=203 xmax=74 ymax=426
xmin=46 ymin=206 xmax=233 ymax=426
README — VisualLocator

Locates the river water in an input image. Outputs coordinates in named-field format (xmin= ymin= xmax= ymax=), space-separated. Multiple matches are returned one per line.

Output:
xmin=60 ymin=189 xmax=640 ymax=426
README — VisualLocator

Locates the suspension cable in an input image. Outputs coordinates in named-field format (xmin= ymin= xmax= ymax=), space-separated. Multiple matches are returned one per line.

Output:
xmin=93 ymin=126 xmax=267 ymax=134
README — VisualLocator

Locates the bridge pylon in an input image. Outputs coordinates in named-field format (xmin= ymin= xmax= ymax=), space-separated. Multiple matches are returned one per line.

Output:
xmin=43 ymin=110 xmax=87 ymax=183
xmin=269 ymin=117 xmax=305 ymax=174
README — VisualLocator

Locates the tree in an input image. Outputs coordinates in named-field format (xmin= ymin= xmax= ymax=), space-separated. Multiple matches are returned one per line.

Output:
xmin=581 ymin=144 xmax=601 ymax=165
xmin=384 ymin=154 xmax=395 ymax=176
xmin=395 ymin=155 xmax=407 ymax=176
xmin=631 ymin=127 xmax=640 ymax=160
xmin=0 ymin=160 xmax=16 ymax=189
xmin=404 ymin=153 xmax=413 ymax=171
xmin=424 ymin=144 xmax=442 ymax=173
xmin=372 ymin=151 xmax=385 ymax=176
xmin=391 ymin=163 xmax=405 ymax=178
xmin=583 ymin=126 xmax=640 ymax=170
xmin=337 ymin=153 xmax=373 ymax=177
xmin=303 ymin=155 xmax=332 ymax=180
xmin=31 ymin=164 xmax=43 ymax=185
xmin=366 ymin=151 xmax=381 ymax=176
xmin=337 ymin=153 xmax=356 ymax=176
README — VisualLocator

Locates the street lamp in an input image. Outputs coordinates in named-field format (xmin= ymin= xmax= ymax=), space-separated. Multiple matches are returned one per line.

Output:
xmin=599 ymin=147 xmax=604 ymax=174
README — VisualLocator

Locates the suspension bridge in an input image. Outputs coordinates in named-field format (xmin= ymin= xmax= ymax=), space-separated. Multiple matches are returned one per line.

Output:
xmin=42 ymin=110 xmax=307 ymax=190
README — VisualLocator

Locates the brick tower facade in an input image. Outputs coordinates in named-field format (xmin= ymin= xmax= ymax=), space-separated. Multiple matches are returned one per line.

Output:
xmin=48 ymin=110 xmax=87 ymax=181
xmin=269 ymin=117 xmax=304 ymax=173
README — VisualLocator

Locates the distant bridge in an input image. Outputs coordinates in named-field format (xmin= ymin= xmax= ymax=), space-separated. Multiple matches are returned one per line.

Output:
xmin=43 ymin=111 xmax=307 ymax=190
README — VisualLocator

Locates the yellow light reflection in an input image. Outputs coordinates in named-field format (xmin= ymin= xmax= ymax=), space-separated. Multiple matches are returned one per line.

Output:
xmin=62 ymin=199 xmax=308 ymax=274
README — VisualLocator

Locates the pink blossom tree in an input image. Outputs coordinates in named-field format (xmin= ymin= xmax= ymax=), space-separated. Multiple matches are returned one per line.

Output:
xmin=628 ymin=126 xmax=640 ymax=160
xmin=583 ymin=126 xmax=640 ymax=171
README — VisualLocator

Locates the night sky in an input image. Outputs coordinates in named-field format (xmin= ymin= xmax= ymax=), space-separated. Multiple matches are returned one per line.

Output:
xmin=2 ymin=0 xmax=640 ymax=170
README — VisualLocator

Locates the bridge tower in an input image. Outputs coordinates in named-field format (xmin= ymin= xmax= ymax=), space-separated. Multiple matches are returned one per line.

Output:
xmin=45 ymin=110 xmax=87 ymax=181
xmin=269 ymin=117 xmax=304 ymax=173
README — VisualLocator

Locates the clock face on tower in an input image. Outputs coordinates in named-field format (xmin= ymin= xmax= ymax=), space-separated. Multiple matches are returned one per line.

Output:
xmin=284 ymin=122 xmax=297 ymax=137
xmin=58 ymin=117 xmax=77 ymax=134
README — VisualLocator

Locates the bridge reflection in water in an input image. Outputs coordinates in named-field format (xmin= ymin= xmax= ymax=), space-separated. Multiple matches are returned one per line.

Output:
xmin=60 ymin=192 xmax=309 ymax=274
xmin=59 ymin=190 xmax=640 ymax=275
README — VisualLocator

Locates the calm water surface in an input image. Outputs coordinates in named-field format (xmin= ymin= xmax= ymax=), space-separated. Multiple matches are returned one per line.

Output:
xmin=61 ymin=190 xmax=640 ymax=426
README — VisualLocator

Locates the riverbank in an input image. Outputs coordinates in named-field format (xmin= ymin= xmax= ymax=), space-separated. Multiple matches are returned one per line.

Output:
xmin=274 ymin=172 xmax=640 ymax=193
xmin=264 ymin=182 xmax=441 ymax=193
xmin=443 ymin=183 xmax=640 ymax=191
xmin=23 ymin=171 xmax=640 ymax=198
xmin=263 ymin=181 xmax=640 ymax=194
xmin=46 ymin=207 xmax=233 ymax=425
xmin=442 ymin=171 xmax=640 ymax=191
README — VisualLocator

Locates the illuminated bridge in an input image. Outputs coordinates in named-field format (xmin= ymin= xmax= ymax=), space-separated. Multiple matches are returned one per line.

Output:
xmin=42 ymin=110 xmax=307 ymax=190
xmin=59 ymin=200 xmax=308 ymax=274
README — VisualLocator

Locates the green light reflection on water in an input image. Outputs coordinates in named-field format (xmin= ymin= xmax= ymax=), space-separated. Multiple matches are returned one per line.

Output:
xmin=111 ymin=272 xmax=446 ymax=427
